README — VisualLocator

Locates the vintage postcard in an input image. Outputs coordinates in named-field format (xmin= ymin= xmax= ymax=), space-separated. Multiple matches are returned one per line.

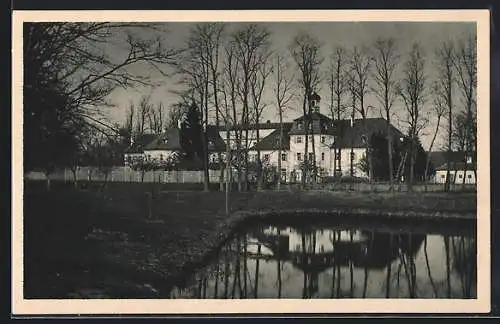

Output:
xmin=11 ymin=9 xmax=490 ymax=315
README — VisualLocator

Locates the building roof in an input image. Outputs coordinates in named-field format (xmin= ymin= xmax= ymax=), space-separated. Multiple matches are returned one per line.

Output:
xmin=428 ymin=151 xmax=475 ymax=169
xmin=332 ymin=118 xmax=404 ymax=149
xmin=435 ymin=161 xmax=477 ymax=171
xmin=216 ymin=121 xmax=293 ymax=132
xmin=247 ymin=116 xmax=405 ymax=151
xmin=144 ymin=128 xmax=183 ymax=151
xmin=249 ymin=123 xmax=293 ymax=151
xmin=288 ymin=112 xmax=338 ymax=136
xmin=124 ymin=133 xmax=158 ymax=154
xmin=143 ymin=125 xmax=227 ymax=153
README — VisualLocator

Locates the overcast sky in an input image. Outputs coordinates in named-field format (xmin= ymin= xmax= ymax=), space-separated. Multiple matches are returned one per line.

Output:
xmin=101 ymin=21 xmax=476 ymax=150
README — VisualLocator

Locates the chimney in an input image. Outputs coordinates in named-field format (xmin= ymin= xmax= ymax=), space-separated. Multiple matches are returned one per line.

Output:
xmin=350 ymin=117 xmax=354 ymax=128
xmin=130 ymin=136 xmax=134 ymax=146
xmin=177 ymin=119 xmax=182 ymax=129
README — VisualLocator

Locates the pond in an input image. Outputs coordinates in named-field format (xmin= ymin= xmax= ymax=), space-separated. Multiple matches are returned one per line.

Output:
xmin=168 ymin=219 xmax=476 ymax=299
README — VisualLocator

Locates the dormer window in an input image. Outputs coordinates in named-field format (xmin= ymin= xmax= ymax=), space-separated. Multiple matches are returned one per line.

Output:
xmin=297 ymin=122 xmax=303 ymax=130
xmin=163 ymin=137 xmax=168 ymax=144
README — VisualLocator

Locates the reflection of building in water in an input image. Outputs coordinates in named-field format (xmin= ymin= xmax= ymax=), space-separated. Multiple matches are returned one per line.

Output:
xmin=173 ymin=226 xmax=475 ymax=299
xmin=261 ymin=226 xmax=366 ymax=254
xmin=249 ymin=226 xmax=425 ymax=271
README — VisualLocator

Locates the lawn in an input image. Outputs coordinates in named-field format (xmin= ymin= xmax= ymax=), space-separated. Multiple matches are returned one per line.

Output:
xmin=21 ymin=180 xmax=477 ymax=299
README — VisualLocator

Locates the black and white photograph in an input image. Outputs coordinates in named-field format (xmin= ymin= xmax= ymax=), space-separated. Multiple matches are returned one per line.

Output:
xmin=12 ymin=10 xmax=490 ymax=315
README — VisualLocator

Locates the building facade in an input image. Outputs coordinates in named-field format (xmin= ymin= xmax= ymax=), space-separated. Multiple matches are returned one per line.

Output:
xmin=124 ymin=99 xmax=404 ymax=183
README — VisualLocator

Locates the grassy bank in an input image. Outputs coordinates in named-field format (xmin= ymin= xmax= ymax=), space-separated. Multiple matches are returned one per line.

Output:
xmin=22 ymin=180 xmax=477 ymax=299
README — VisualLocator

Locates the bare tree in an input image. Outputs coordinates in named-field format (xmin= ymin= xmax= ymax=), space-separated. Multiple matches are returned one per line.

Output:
xmin=165 ymin=102 xmax=185 ymax=129
xmin=24 ymin=22 xmax=179 ymax=172
xmin=371 ymin=37 xmax=399 ymax=189
xmin=397 ymin=43 xmax=428 ymax=191
xmin=135 ymin=94 xmax=152 ymax=135
xmin=434 ymin=40 xmax=456 ymax=191
xmin=222 ymin=40 xmax=243 ymax=191
xmin=194 ymin=23 xmax=227 ymax=191
xmin=454 ymin=35 xmax=477 ymax=185
xmin=250 ymin=56 xmax=273 ymax=190
xmin=328 ymin=47 xmax=347 ymax=176
xmin=148 ymin=102 xmax=165 ymax=134
xmin=124 ymin=101 xmax=135 ymax=143
xmin=349 ymin=46 xmax=372 ymax=181
xmin=289 ymin=32 xmax=323 ymax=185
xmin=175 ymin=24 xmax=217 ymax=191
xmin=232 ymin=24 xmax=271 ymax=191
xmin=347 ymin=77 xmax=358 ymax=179
xmin=425 ymin=83 xmax=447 ymax=191
xmin=273 ymin=53 xmax=295 ymax=191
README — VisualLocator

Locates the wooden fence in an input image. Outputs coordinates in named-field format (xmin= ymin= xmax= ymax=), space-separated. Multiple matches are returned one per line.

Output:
xmin=24 ymin=167 xmax=224 ymax=183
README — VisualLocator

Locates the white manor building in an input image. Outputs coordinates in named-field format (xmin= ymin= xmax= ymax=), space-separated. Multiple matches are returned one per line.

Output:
xmin=217 ymin=102 xmax=403 ymax=183
xmin=124 ymin=97 xmax=404 ymax=183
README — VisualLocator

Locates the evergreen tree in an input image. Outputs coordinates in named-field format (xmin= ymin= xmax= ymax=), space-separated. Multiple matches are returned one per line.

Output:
xmin=361 ymin=132 xmax=432 ymax=182
xmin=180 ymin=102 xmax=203 ymax=159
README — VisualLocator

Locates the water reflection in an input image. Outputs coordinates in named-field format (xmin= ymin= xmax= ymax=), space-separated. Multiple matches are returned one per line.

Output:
xmin=169 ymin=223 xmax=476 ymax=299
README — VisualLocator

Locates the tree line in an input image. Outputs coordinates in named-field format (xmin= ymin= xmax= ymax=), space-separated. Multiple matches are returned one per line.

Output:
xmin=24 ymin=22 xmax=476 ymax=192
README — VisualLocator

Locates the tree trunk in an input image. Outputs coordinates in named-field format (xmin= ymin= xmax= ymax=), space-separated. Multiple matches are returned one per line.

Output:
xmin=445 ymin=97 xmax=453 ymax=192
xmin=310 ymin=112 xmax=317 ymax=184
xmin=277 ymin=110 xmax=284 ymax=191
xmin=425 ymin=115 xmax=441 ymax=192
xmin=302 ymin=94 xmax=308 ymax=186
xmin=45 ymin=173 xmax=51 ymax=191
xmin=385 ymin=234 xmax=393 ymax=298
xmin=256 ymin=122 xmax=262 ymax=191
xmin=424 ymin=236 xmax=438 ymax=297
xmin=254 ymin=244 xmax=261 ymax=298
xmin=386 ymin=120 xmax=394 ymax=191
xmin=277 ymin=229 xmax=282 ymax=298
xmin=444 ymin=236 xmax=451 ymax=298
xmin=244 ymin=127 xmax=249 ymax=191
xmin=71 ymin=168 xmax=78 ymax=188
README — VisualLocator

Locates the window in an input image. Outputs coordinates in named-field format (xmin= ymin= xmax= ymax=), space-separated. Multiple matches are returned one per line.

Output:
xmin=459 ymin=174 xmax=463 ymax=179
xmin=297 ymin=153 xmax=302 ymax=161
xmin=159 ymin=154 xmax=163 ymax=160
xmin=441 ymin=174 xmax=446 ymax=179
xmin=321 ymin=152 xmax=325 ymax=161
xmin=281 ymin=153 xmax=287 ymax=161
xmin=296 ymin=136 xmax=302 ymax=143
xmin=308 ymin=123 xmax=312 ymax=131
xmin=320 ymin=245 xmax=325 ymax=253
xmin=308 ymin=153 xmax=314 ymax=161
xmin=468 ymin=174 xmax=472 ymax=179
xmin=321 ymin=136 xmax=325 ymax=143
xmin=295 ymin=244 xmax=301 ymax=251
xmin=308 ymin=135 xmax=312 ymax=142
xmin=264 ymin=154 xmax=270 ymax=161
xmin=281 ymin=169 xmax=287 ymax=181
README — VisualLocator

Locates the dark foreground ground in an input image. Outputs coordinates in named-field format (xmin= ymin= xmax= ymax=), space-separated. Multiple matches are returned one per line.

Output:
xmin=22 ymin=180 xmax=477 ymax=299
